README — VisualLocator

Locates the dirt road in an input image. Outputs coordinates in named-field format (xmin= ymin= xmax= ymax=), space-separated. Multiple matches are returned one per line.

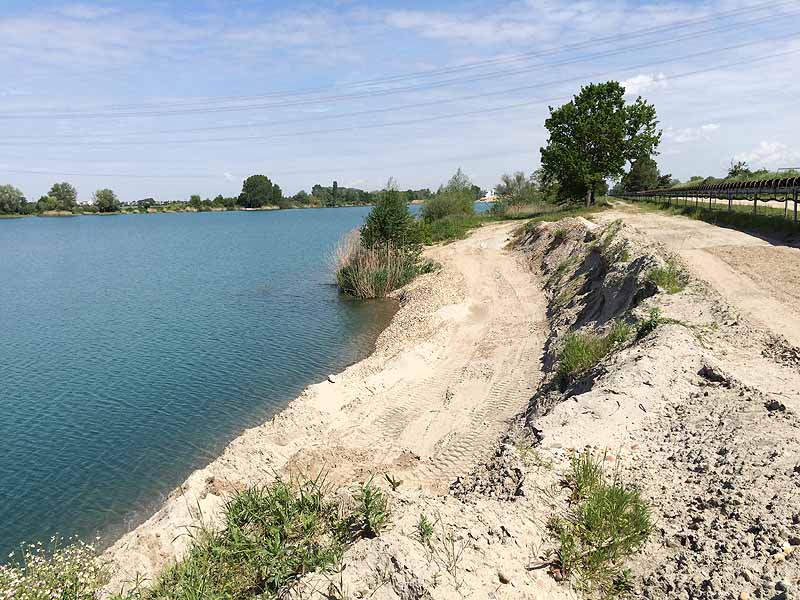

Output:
xmin=104 ymin=222 xmax=547 ymax=589
xmin=599 ymin=203 xmax=800 ymax=347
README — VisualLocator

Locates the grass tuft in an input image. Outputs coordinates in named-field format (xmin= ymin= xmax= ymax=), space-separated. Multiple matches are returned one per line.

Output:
xmin=557 ymin=321 xmax=632 ymax=383
xmin=335 ymin=232 xmax=430 ymax=299
xmin=647 ymin=260 xmax=687 ymax=294
xmin=355 ymin=478 xmax=389 ymax=538
xmin=549 ymin=452 xmax=651 ymax=598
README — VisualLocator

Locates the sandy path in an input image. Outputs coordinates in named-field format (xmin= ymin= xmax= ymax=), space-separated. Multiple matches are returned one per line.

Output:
xmin=599 ymin=204 xmax=800 ymax=347
xmin=104 ymin=222 xmax=546 ymax=590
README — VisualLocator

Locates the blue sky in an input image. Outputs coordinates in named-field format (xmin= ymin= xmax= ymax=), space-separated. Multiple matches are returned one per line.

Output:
xmin=2 ymin=0 xmax=799 ymax=201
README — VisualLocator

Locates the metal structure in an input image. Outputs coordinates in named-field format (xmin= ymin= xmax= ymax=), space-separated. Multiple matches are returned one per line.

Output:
xmin=617 ymin=176 xmax=800 ymax=222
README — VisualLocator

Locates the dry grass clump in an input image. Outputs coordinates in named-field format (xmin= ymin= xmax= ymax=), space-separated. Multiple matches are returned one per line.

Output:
xmin=335 ymin=231 xmax=431 ymax=299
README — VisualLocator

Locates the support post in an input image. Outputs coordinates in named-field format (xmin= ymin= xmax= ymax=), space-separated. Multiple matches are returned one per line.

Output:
xmin=728 ymin=192 xmax=732 ymax=212
xmin=794 ymin=190 xmax=798 ymax=223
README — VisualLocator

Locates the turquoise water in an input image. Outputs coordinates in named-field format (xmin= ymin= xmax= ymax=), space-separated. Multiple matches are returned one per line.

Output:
xmin=0 ymin=207 xmax=397 ymax=556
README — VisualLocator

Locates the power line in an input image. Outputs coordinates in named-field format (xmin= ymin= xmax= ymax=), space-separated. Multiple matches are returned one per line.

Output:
xmin=6 ymin=0 xmax=789 ymax=115
xmin=5 ymin=34 xmax=798 ymax=148
xmin=2 ymin=6 xmax=796 ymax=121
xmin=8 ymin=9 xmax=798 ymax=143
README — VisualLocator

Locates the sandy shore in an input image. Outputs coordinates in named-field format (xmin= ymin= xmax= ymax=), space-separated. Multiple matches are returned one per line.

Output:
xmin=103 ymin=221 xmax=547 ymax=591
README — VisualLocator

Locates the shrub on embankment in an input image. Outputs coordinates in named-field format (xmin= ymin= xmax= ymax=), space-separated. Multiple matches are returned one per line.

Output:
xmin=335 ymin=181 xmax=430 ymax=299
xmin=0 ymin=476 xmax=390 ymax=600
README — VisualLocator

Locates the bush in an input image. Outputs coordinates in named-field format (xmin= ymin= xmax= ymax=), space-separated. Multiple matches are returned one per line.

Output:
xmin=557 ymin=321 xmax=632 ymax=383
xmin=418 ymin=214 xmax=482 ymax=243
xmin=421 ymin=192 xmax=475 ymax=222
xmin=550 ymin=452 xmax=651 ymax=598
xmin=421 ymin=168 xmax=477 ymax=223
xmin=335 ymin=233 xmax=425 ymax=299
xmin=361 ymin=185 xmax=419 ymax=248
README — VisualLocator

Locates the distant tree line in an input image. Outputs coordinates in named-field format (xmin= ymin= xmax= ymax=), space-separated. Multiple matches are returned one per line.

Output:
xmin=0 ymin=173 xmax=449 ymax=216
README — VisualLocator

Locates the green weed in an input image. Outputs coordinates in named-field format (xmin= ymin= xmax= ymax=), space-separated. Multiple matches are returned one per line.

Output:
xmin=549 ymin=452 xmax=651 ymax=598
xmin=355 ymin=478 xmax=389 ymax=537
xmin=416 ymin=514 xmax=435 ymax=547
xmin=647 ymin=260 xmax=687 ymax=294
xmin=557 ymin=321 xmax=632 ymax=383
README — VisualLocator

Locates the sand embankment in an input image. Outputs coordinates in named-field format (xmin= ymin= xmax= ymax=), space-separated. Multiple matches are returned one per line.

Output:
xmin=103 ymin=222 xmax=553 ymax=594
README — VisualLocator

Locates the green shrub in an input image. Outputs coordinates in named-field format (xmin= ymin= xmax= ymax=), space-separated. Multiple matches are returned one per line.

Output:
xmin=550 ymin=452 xmax=651 ymax=598
xmin=0 ymin=537 xmax=109 ymax=600
xmin=335 ymin=233 xmax=423 ymax=299
xmin=647 ymin=260 xmax=687 ymax=294
xmin=418 ymin=214 xmax=482 ymax=243
xmin=421 ymin=168 xmax=477 ymax=223
xmin=421 ymin=192 xmax=475 ymax=223
xmin=361 ymin=185 xmax=419 ymax=248
xmin=557 ymin=322 xmax=632 ymax=383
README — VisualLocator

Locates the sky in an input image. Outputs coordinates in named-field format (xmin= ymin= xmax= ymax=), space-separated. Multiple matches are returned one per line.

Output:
xmin=1 ymin=0 xmax=800 ymax=202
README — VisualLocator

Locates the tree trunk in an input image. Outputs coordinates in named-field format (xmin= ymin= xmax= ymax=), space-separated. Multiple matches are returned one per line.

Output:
xmin=585 ymin=188 xmax=592 ymax=207
xmin=590 ymin=188 xmax=596 ymax=206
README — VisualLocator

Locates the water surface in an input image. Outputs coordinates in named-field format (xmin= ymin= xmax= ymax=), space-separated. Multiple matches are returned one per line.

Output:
xmin=0 ymin=207 xmax=395 ymax=555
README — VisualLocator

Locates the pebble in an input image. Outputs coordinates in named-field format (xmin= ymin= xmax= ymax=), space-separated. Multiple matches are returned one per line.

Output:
xmin=327 ymin=374 xmax=337 ymax=383
xmin=498 ymin=570 xmax=511 ymax=584
xmin=741 ymin=569 xmax=754 ymax=583
xmin=739 ymin=592 xmax=750 ymax=600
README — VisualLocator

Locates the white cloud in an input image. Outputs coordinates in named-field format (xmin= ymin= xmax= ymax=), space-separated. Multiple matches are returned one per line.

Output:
xmin=60 ymin=4 xmax=118 ymax=20
xmin=664 ymin=123 xmax=720 ymax=144
xmin=223 ymin=172 xmax=236 ymax=182
xmin=734 ymin=141 xmax=800 ymax=169
xmin=384 ymin=9 xmax=547 ymax=43
xmin=621 ymin=73 xmax=667 ymax=97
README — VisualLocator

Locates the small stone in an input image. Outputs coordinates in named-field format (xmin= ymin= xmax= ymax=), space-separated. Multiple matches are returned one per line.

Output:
xmin=788 ymin=535 xmax=800 ymax=546
xmin=776 ymin=581 xmax=788 ymax=592
xmin=741 ymin=569 xmax=754 ymax=583
xmin=739 ymin=592 xmax=750 ymax=600
xmin=772 ymin=552 xmax=786 ymax=563
xmin=327 ymin=374 xmax=336 ymax=383
xmin=498 ymin=570 xmax=511 ymax=584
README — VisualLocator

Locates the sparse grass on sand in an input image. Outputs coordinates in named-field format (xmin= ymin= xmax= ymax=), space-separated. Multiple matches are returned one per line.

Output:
xmin=557 ymin=321 xmax=632 ymax=384
xmin=647 ymin=259 xmax=687 ymax=294
xmin=549 ymin=451 xmax=651 ymax=598
xmin=2 ymin=476 xmax=390 ymax=600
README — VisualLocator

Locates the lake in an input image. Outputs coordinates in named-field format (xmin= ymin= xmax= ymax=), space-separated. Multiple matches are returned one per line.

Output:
xmin=0 ymin=207 xmax=399 ymax=557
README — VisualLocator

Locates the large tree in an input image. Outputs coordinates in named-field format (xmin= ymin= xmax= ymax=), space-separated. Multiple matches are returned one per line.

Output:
xmin=48 ymin=182 xmax=78 ymax=211
xmin=623 ymin=157 xmax=660 ymax=192
xmin=0 ymin=184 xmax=25 ymax=214
xmin=94 ymin=188 xmax=120 ymax=213
xmin=540 ymin=81 xmax=661 ymax=206
xmin=239 ymin=175 xmax=282 ymax=208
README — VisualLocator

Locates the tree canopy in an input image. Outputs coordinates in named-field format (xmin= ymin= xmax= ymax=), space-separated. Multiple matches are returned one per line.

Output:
xmin=540 ymin=81 xmax=661 ymax=205
xmin=422 ymin=168 xmax=477 ymax=222
xmin=361 ymin=178 xmax=419 ymax=248
xmin=239 ymin=175 xmax=282 ymax=208
xmin=0 ymin=184 xmax=25 ymax=214
xmin=94 ymin=189 xmax=120 ymax=213
xmin=622 ymin=157 xmax=660 ymax=192
xmin=47 ymin=182 xmax=78 ymax=211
